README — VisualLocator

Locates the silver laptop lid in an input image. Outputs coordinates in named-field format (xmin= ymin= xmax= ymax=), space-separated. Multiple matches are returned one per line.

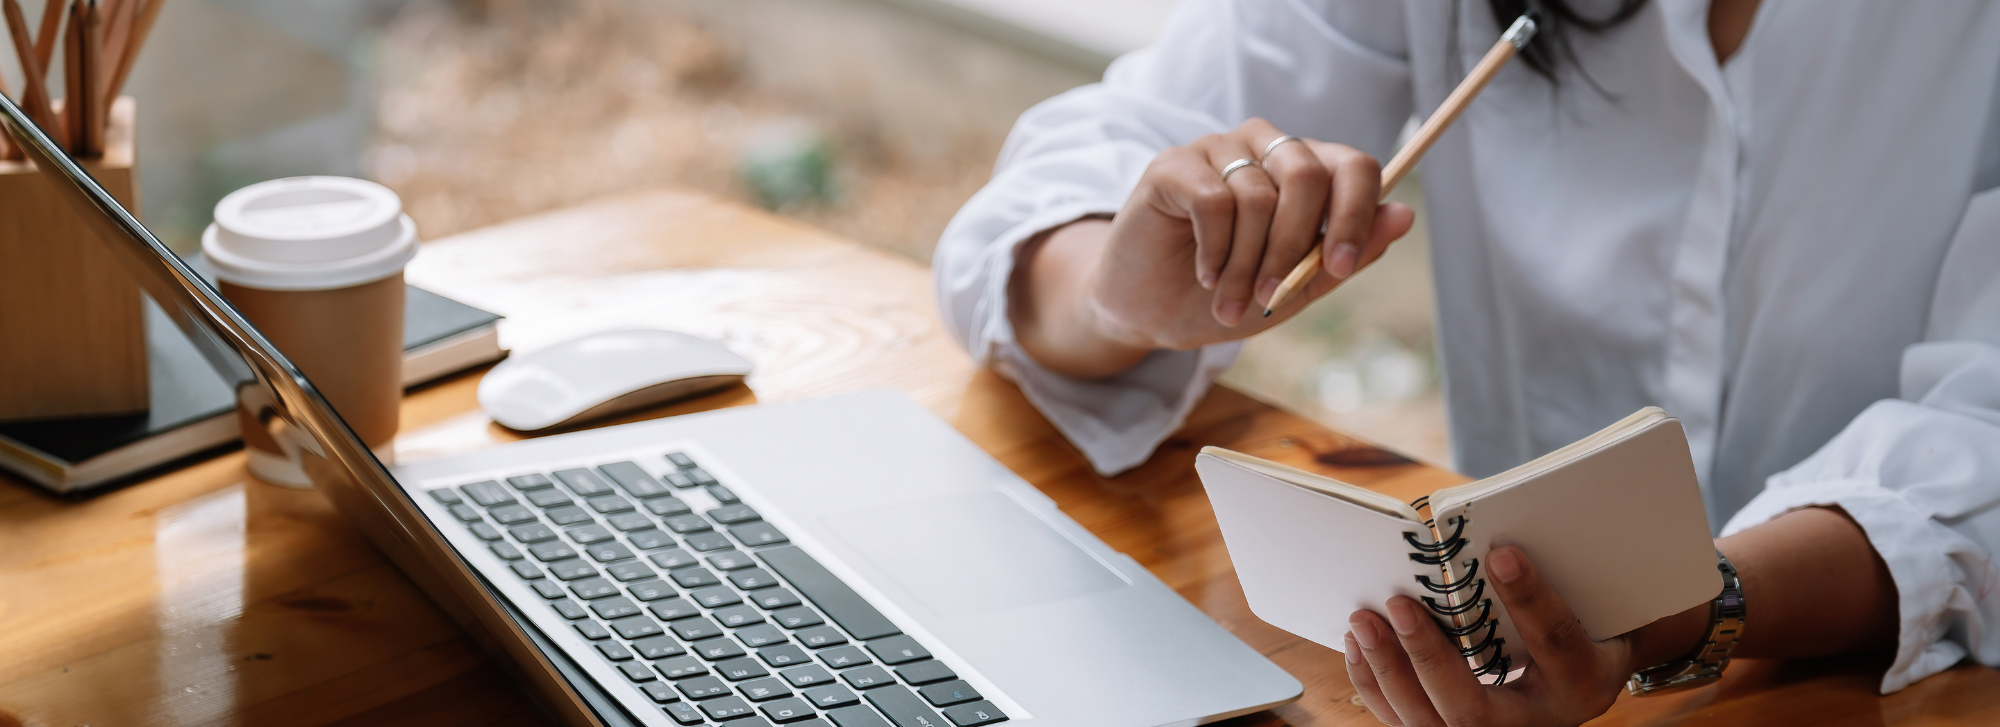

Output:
xmin=0 ymin=93 xmax=607 ymax=724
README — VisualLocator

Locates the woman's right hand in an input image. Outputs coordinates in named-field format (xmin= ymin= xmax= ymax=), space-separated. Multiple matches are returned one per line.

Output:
xmin=1012 ymin=118 xmax=1415 ymax=379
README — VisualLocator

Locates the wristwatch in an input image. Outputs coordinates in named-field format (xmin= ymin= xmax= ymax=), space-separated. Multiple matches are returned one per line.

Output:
xmin=1627 ymin=552 xmax=1745 ymax=695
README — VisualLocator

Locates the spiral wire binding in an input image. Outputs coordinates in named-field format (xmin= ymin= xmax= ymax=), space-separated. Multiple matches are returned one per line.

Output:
xmin=1406 ymin=509 xmax=1512 ymax=684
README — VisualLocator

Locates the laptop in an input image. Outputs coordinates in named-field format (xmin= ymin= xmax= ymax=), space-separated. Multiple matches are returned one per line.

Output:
xmin=1 ymin=93 xmax=1301 ymax=726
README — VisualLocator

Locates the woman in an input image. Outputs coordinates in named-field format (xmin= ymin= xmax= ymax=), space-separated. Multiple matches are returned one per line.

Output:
xmin=933 ymin=0 xmax=2000 ymax=724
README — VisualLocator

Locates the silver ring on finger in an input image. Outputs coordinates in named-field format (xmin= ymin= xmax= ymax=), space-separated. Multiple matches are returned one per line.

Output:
xmin=1261 ymin=134 xmax=1304 ymax=162
xmin=1220 ymin=157 xmax=1261 ymax=181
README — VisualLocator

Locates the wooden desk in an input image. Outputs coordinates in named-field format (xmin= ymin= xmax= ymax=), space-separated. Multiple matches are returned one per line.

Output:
xmin=2 ymin=190 xmax=1995 ymax=726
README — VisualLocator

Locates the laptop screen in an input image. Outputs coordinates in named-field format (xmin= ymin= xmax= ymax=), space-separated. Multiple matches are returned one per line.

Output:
xmin=0 ymin=92 xmax=606 ymax=722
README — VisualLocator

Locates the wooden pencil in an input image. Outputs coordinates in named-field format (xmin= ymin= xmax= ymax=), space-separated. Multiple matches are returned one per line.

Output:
xmin=0 ymin=58 xmax=15 ymax=160
xmin=61 ymin=0 xmax=81 ymax=154
xmin=103 ymin=0 xmax=158 ymax=104
xmin=32 ymin=0 xmax=58 ymax=71
xmin=3 ymin=0 xmax=64 ymax=148
xmin=98 ymin=0 xmax=133 ymax=105
xmin=79 ymin=0 xmax=102 ymax=157
xmin=1262 ymin=14 xmax=1539 ymax=318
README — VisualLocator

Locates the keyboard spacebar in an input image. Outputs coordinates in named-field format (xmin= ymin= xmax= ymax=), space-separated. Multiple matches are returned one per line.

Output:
xmin=759 ymin=546 xmax=903 ymax=641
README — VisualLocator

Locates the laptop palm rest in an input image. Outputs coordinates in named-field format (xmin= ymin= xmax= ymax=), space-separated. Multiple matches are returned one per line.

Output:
xmin=823 ymin=492 xmax=1128 ymax=617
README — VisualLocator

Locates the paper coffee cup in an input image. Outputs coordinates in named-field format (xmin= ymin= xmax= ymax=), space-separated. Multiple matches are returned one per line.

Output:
xmin=204 ymin=176 xmax=418 ymax=487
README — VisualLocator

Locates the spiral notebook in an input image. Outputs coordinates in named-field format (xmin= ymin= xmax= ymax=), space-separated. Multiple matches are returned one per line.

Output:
xmin=1195 ymin=407 xmax=1719 ymax=682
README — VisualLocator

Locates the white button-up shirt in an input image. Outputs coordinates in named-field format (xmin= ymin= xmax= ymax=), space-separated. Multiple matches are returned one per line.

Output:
xmin=934 ymin=0 xmax=2000 ymax=693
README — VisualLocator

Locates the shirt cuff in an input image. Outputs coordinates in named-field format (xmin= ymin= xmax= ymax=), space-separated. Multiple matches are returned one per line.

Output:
xmin=1721 ymin=479 xmax=1970 ymax=694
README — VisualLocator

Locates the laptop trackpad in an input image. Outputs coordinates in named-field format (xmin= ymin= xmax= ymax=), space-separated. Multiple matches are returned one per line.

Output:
xmin=825 ymin=491 xmax=1128 ymax=617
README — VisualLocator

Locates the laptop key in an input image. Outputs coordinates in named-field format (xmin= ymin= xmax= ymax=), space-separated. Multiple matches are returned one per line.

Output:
xmin=657 ymin=656 xmax=709 ymax=680
xmin=696 ymin=639 xmax=748 ymax=661
xmin=759 ymin=547 xmax=900 ymax=640
xmin=796 ymin=627 xmax=847 ymax=649
xmin=567 ymin=524 xmax=615 ymax=544
xmin=780 ymin=665 xmax=836 ymax=689
xmin=647 ymin=497 xmax=694 ymax=517
xmin=738 ymin=677 xmax=793 ymax=701
xmin=735 ymin=624 xmax=787 ymax=648
xmin=510 ymin=562 xmax=544 ymax=580
xmin=588 ymin=542 xmax=637 ymax=563
xmin=841 ymin=666 xmax=895 ymax=690
xmin=509 ymin=522 xmax=556 ymax=543
xmin=894 ymin=661 xmax=955 ymax=686
xmin=667 ymin=452 xmax=697 ymax=469
xmin=804 ymin=684 xmax=861 ymax=709
xmin=691 ymin=587 xmax=744 ymax=609
xmin=759 ymin=644 xmax=810 ymax=668
xmin=607 ymin=512 xmax=654 ymax=532
xmin=760 ymin=697 xmax=817 ymax=723
xmin=533 ymin=580 xmax=567 ymax=599
xmin=940 ymin=702 xmax=1006 ymax=726
xmin=678 ymin=675 xmax=732 ymax=700
xmin=828 ymin=706 xmax=892 ymax=727
xmin=752 ymin=588 xmax=802 ymax=610
xmin=588 ymin=495 xmax=636 ymax=514
xmin=818 ymin=646 xmax=870 ymax=669
xmin=729 ymin=568 xmax=779 ymax=590
xmin=570 ymin=577 xmax=620 ymax=600
xmin=590 ymin=596 xmax=641 ymax=620
xmin=633 ymin=635 xmax=689 ymax=660
xmin=664 ymin=514 xmax=713 ymax=534
xmin=429 ymin=488 xmax=463 ymax=505
xmin=687 ymin=468 xmax=718 ymax=486
xmin=575 ymin=620 xmax=612 ymax=640
xmin=628 ymin=529 xmax=675 ymax=550
xmin=866 ymin=687 xmax=947 ymax=727
xmin=650 ymin=598 xmax=702 ymax=621
xmin=714 ymin=605 xmax=764 ymax=628
xmin=706 ymin=485 xmax=741 ymax=505
xmin=601 ymin=462 xmax=670 ymax=498
xmin=552 ymin=599 xmax=588 ymax=620
xmin=609 ymin=561 xmax=656 ymax=582
xmin=650 ymin=548 xmax=699 ymax=569
xmin=489 ymin=504 xmax=536 ymax=525
xmin=526 ymin=489 xmax=573 ymax=508
xmin=490 ymin=542 xmax=524 ymax=561
xmin=730 ymin=522 xmax=789 ymax=547
xmin=554 ymin=560 xmax=602 ymax=582
xmin=867 ymin=636 xmax=931 ymax=666
xmin=507 ymin=473 xmax=555 ymax=491
xmin=672 ymin=567 xmax=722 ymax=589
xmin=685 ymin=532 xmax=734 ymax=552
xmin=706 ymin=550 xmax=756 ymax=571
xmin=546 ymin=506 xmax=593 ymax=526
xmin=530 ymin=541 xmax=579 ymax=562
xmin=717 ymin=657 xmax=770 ymax=681
xmin=700 ymin=696 xmax=756 ymax=721
xmin=628 ymin=580 xmax=675 ymax=601
xmin=918 ymin=681 xmax=980 ymax=707
xmin=449 ymin=504 xmax=482 ymax=523
xmin=641 ymin=681 xmax=681 ymax=704
xmin=611 ymin=616 xmax=666 ymax=640
xmin=555 ymin=468 xmax=614 ymax=497
xmin=772 ymin=607 xmax=824 ymax=630
xmin=664 ymin=702 xmax=705 ymax=725
xmin=597 ymin=640 xmax=635 ymax=662
xmin=468 ymin=522 xmax=502 ymax=541
xmin=672 ymin=616 xmax=725 ymax=641
xmin=460 ymin=480 xmax=514 ymax=507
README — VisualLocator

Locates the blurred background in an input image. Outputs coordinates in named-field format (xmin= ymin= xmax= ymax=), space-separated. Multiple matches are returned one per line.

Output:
xmin=4 ymin=0 xmax=1449 ymax=465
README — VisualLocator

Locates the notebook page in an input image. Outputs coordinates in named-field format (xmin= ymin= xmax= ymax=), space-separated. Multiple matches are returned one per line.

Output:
xmin=1431 ymin=416 xmax=1719 ymax=661
xmin=1196 ymin=451 xmax=1438 ymax=653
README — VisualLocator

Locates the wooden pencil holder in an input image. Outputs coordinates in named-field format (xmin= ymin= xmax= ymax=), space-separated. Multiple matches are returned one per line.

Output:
xmin=0 ymin=97 xmax=147 ymax=422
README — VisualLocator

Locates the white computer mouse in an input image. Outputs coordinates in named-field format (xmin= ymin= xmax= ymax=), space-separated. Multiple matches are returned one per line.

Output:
xmin=478 ymin=329 xmax=754 ymax=431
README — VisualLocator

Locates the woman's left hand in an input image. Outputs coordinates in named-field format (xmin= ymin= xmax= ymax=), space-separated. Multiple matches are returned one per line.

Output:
xmin=1344 ymin=546 xmax=1662 ymax=727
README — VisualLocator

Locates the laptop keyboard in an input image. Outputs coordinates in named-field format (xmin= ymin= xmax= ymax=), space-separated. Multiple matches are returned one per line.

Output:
xmin=430 ymin=453 xmax=1009 ymax=727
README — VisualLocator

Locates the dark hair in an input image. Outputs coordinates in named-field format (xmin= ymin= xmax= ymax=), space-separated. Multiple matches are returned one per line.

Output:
xmin=1486 ymin=0 xmax=1649 ymax=80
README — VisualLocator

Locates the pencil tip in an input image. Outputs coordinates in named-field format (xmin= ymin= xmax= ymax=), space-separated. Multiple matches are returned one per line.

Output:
xmin=1261 ymin=308 xmax=1273 ymax=318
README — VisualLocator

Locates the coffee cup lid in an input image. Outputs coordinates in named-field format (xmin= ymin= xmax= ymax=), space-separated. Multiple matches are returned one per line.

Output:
xmin=202 ymin=176 xmax=419 ymax=290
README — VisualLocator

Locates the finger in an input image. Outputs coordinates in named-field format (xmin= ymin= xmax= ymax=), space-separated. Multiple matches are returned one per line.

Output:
xmin=1383 ymin=596 xmax=1493 ymax=727
xmin=1315 ymin=144 xmax=1382 ymax=279
xmin=1207 ymin=142 xmax=1276 ymax=327
xmin=1157 ymin=143 xmax=1236 ymax=292
xmin=1487 ymin=546 xmax=1599 ymax=684
xmin=1249 ymin=136 xmax=1329 ymax=309
xmin=1346 ymin=631 xmax=1404 ymax=727
xmin=1352 ymin=609 xmax=1446 ymax=727
xmin=1263 ymin=201 xmax=1417 ymax=319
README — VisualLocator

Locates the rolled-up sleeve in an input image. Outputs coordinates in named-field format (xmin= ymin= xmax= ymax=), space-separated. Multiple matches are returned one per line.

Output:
xmin=1722 ymin=341 xmax=2000 ymax=693
xmin=933 ymin=0 xmax=1413 ymax=475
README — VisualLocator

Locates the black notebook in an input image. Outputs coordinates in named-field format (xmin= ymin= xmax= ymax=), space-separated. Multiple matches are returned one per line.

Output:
xmin=0 ymin=285 xmax=504 ymax=495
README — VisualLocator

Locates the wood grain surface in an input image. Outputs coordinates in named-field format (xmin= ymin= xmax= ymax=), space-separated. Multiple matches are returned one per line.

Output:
xmin=1 ymin=189 xmax=1995 ymax=727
